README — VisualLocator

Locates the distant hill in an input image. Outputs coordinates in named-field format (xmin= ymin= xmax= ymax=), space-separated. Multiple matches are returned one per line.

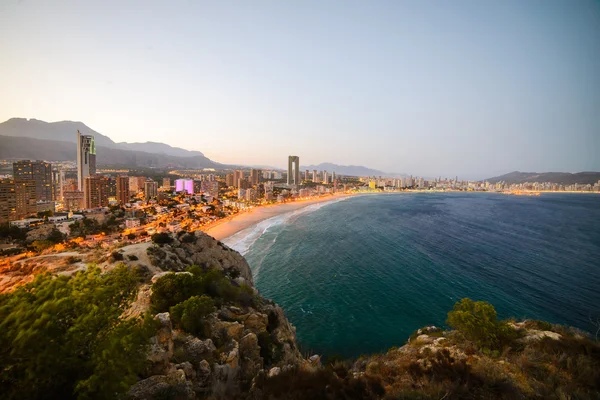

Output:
xmin=0 ymin=135 xmax=222 ymax=169
xmin=0 ymin=118 xmax=206 ymax=158
xmin=300 ymin=163 xmax=398 ymax=177
xmin=486 ymin=171 xmax=600 ymax=185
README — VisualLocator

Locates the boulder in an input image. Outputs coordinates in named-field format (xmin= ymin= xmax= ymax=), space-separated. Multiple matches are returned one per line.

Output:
xmin=239 ymin=333 xmax=263 ymax=382
xmin=174 ymin=332 xmax=216 ymax=363
xmin=244 ymin=313 xmax=268 ymax=333
xmin=268 ymin=367 xmax=281 ymax=378
xmin=147 ymin=313 xmax=174 ymax=375
xmin=127 ymin=370 xmax=195 ymax=400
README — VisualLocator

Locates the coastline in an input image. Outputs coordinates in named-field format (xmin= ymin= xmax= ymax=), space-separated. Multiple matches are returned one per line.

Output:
xmin=202 ymin=192 xmax=353 ymax=241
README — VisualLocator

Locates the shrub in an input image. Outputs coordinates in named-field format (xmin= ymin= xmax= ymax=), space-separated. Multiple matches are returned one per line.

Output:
xmin=151 ymin=232 xmax=172 ymax=244
xmin=30 ymin=240 xmax=53 ymax=253
xmin=170 ymin=295 xmax=215 ymax=337
xmin=111 ymin=251 xmax=124 ymax=261
xmin=180 ymin=233 xmax=196 ymax=243
xmin=447 ymin=298 xmax=517 ymax=350
xmin=253 ymin=366 xmax=384 ymax=399
xmin=127 ymin=233 xmax=136 ymax=240
xmin=66 ymin=256 xmax=82 ymax=264
xmin=127 ymin=254 xmax=139 ymax=261
xmin=0 ymin=265 xmax=155 ymax=399
xmin=150 ymin=272 xmax=204 ymax=313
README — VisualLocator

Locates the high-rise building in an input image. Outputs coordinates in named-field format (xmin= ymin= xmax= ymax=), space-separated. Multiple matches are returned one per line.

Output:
xmin=287 ymin=156 xmax=300 ymax=187
xmin=304 ymin=170 xmax=309 ymax=181
xmin=116 ymin=175 xmax=130 ymax=204
xmin=225 ymin=174 xmax=234 ymax=187
xmin=312 ymin=170 xmax=318 ymax=182
xmin=12 ymin=160 xmax=53 ymax=202
xmin=233 ymin=170 xmax=244 ymax=188
xmin=15 ymin=179 xmax=37 ymax=218
xmin=201 ymin=181 xmax=220 ymax=198
xmin=145 ymin=180 xmax=158 ymax=200
xmin=63 ymin=191 xmax=84 ymax=211
xmin=162 ymin=177 xmax=171 ymax=188
xmin=250 ymin=169 xmax=260 ymax=186
xmin=84 ymin=175 xmax=109 ymax=209
xmin=128 ymin=176 xmax=146 ymax=195
xmin=245 ymin=188 xmax=257 ymax=202
xmin=238 ymin=178 xmax=249 ymax=190
xmin=175 ymin=179 xmax=194 ymax=194
xmin=76 ymin=131 xmax=96 ymax=198
xmin=323 ymin=171 xmax=328 ymax=184
xmin=0 ymin=179 xmax=17 ymax=224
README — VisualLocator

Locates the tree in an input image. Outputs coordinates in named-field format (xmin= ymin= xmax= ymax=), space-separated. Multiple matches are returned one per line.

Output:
xmin=0 ymin=265 xmax=155 ymax=400
xmin=447 ymin=298 xmax=516 ymax=350
xmin=170 ymin=295 xmax=215 ymax=337
xmin=151 ymin=232 xmax=172 ymax=244
xmin=47 ymin=228 xmax=65 ymax=244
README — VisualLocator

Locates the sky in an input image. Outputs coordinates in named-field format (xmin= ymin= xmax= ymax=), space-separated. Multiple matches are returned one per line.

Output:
xmin=1 ymin=0 xmax=599 ymax=179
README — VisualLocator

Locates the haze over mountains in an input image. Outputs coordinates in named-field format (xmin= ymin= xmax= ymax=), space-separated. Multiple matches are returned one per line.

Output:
xmin=486 ymin=171 xmax=600 ymax=185
xmin=0 ymin=118 xmax=220 ymax=169
xmin=1 ymin=118 xmax=598 ymax=183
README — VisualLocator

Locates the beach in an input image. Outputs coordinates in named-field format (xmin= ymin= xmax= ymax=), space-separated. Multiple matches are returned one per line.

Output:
xmin=202 ymin=193 xmax=352 ymax=241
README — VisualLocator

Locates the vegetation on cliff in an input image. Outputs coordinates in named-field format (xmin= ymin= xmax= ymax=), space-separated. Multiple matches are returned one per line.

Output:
xmin=0 ymin=229 xmax=598 ymax=400
xmin=0 ymin=265 xmax=155 ymax=400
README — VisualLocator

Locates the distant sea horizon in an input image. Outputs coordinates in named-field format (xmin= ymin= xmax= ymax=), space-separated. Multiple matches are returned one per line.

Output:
xmin=224 ymin=192 xmax=600 ymax=358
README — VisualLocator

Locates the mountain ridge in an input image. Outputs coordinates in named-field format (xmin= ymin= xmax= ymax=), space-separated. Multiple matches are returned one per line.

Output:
xmin=0 ymin=135 xmax=222 ymax=169
xmin=300 ymin=162 xmax=405 ymax=177
xmin=0 ymin=118 xmax=206 ymax=158
xmin=486 ymin=170 xmax=600 ymax=185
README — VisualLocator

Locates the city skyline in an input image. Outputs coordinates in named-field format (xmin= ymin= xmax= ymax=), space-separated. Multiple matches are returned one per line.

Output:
xmin=1 ymin=1 xmax=599 ymax=178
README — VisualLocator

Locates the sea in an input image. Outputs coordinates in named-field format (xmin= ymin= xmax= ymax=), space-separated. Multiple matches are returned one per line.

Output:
xmin=223 ymin=193 xmax=600 ymax=359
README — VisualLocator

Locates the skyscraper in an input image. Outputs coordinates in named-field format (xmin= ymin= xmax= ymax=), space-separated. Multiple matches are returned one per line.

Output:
xmin=84 ymin=175 xmax=109 ymax=209
xmin=12 ymin=160 xmax=53 ymax=202
xmin=76 ymin=130 xmax=96 ymax=192
xmin=312 ymin=170 xmax=318 ymax=182
xmin=0 ymin=179 xmax=17 ymax=224
xmin=287 ymin=156 xmax=300 ymax=187
xmin=305 ymin=170 xmax=309 ymax=181
xmin=323 ymin=171 xmax=328 ymax=184
xmin=162 ymin=177 xmax=171 ymax=188
xmin=116 ymin=175 xmax=130 ymax=204
xmin=145 ymin=180 xmax=158 ymax=200
xmin=15 ymin=179 xmax=37 ymax=218
xmin=233 ymin=170 xmax=244 ymax=188
xmin=250 ymin=169 xmax=260 ymax=186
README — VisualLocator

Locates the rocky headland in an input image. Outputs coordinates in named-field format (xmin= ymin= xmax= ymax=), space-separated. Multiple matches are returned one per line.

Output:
xmin=1 ymin=230 xmax=599 ymax=399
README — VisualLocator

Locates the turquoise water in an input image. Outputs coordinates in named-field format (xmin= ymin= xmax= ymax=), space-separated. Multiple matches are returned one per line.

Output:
xmin=224 ymin=193 xmax=600 ymax=358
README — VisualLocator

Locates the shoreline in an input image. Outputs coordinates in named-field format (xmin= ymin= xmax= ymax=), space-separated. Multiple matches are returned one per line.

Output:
xmin=202 ymin=193 xmax=354 ymax=241
xmin=202 ymin=190 xmax=597 ymax=242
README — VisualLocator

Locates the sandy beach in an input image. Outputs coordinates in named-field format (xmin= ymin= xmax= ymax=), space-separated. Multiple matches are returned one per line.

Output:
xmin=202 ymin=193 xmax=353 ymax=241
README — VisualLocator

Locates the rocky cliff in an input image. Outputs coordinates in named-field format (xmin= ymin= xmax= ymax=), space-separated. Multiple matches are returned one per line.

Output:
xmin=121 ymin=230 xmax=309 ymax=399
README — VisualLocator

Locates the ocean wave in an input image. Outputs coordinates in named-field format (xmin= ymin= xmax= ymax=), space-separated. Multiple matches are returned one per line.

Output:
xmin=223 ymin=197 xmax=349 ymax=255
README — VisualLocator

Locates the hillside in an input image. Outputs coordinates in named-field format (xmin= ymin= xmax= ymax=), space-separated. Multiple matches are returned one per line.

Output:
xmin=0 ymin=118 xmax=206 ymax=158
xmin=1 ymin=231 xmax=598 ymax=399
xmin=487 ymin=171 xmax=600 ymax=185
xmin=0 ymin=135 xmax=222 ymax=169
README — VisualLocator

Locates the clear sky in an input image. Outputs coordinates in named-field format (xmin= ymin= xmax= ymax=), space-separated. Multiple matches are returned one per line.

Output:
xmin=1 ymin=0 xmax=599 ymax=178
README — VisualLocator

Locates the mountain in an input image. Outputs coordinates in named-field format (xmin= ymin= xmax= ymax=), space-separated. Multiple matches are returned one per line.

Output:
xmin=0 ymin=118 xmax=205 ymax=158
xmin=0 ymin=135 xmax=221 ymax=169
xmin=486 ymin=171 xmax=600 ymax=185
xmin=300 ymin=163 xmax=391 ymax=177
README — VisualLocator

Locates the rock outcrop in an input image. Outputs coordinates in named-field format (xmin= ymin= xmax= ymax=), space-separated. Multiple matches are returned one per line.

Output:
xmin=147 ymin=230 xmax=253 ymax=285
xmin=125 ymin=231 xmax=304 ymax=399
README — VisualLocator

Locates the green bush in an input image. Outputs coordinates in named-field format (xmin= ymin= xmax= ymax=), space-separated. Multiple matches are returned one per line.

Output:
xmin=447 ymin=298 xmax=517 ymax=350
xmin=170 ymin=295 xmax=215 ymax=337
xmin=151 ymin=232 xmax=173 ymax=244
xmin=150 ymin=272 xmax=204 ymax=313
xmin=151 ymin=267 xmax=256 ymax=313
xmin=0 ymin=265 xmax=156 ymax=400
